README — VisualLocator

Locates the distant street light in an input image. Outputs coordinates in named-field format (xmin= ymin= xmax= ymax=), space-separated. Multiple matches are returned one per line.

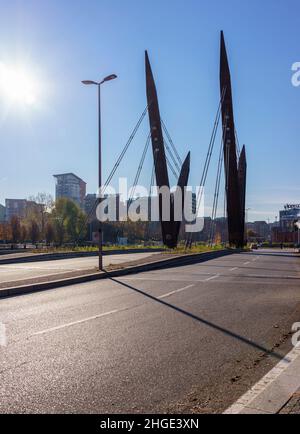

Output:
xmin=82 ymin=74 xmax=117 ymax=271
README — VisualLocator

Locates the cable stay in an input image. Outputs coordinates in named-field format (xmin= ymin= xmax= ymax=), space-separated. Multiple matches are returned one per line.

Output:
xmin=161 ymin=118 xmax=182 ymax=165
xmin=185 ymin=87 xmax=226 ymax=249
xmin=129 ymin=132 xmax=151 ymax=202
xmin=163 ymin=138 xmax=182 ymax=174
xmin=165 ymin=155 xmax=180 ymax=180
xmin=209 ymin=140 xmax=224 ymax=245
xmin=234 ymin=127 xmax=241 ymax=158
xmin=74 ymin=105 xmax=149 ymax=244
xmin=103 ymin=105 xmax=149 ymax=192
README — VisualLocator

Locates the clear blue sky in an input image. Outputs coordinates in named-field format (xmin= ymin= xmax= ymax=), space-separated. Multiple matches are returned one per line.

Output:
xmin=0 ymin=0 xmax=299 ymax=222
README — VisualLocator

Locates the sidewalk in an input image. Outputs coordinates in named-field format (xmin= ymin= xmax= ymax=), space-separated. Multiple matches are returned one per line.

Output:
xmin=224 ymin=345 xmax=300 ymax=414
xmin=0 ymin=249 xmax=232 ymax=299
xmin=279 ymin=389 xmax=300 ymax=414
xmin=0 ymin=252 xmax=171 ymax=291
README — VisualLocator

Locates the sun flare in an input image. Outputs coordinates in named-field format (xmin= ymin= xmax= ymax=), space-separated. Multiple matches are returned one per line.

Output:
xmin=0 ymin=63 xmax=38 ymax=106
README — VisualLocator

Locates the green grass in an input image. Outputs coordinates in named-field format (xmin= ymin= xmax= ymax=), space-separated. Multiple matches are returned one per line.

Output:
xmin=32 ymin=244 xmax=165 ymax=254
xmin=163 ymin=244 xmax=225 ymax=255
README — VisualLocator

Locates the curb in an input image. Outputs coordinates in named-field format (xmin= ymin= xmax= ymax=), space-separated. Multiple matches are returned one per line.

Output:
xmin=0 ymin=249 xmax=236 ymax=299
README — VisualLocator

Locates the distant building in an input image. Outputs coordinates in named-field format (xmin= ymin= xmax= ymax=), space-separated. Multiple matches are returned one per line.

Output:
xmin=5 ymin=199 xmax=27 ymax=222
xmin=53 ymin=173 xmax=86 ymax=209
xmin=279 ymin=204 xmax=300 ymax=231
xmin=4 ymin=199 xmax=42 ymax=222
xmin=0 ymin=204 xmax=5 ymax=222
xmin=272 ymin=204 xmax=300 ymax=244
xmin=84 ymin=193 xmax=97 ymax=216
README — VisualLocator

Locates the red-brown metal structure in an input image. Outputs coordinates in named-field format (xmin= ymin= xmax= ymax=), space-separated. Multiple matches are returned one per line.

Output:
xmin=145 ymin=51 xmax=190 ymax=248
xmin=220 ymin=32 xmax=246 ymax=247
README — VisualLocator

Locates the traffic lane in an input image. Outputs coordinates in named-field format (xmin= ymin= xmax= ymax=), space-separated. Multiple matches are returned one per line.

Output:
xmin=1 ymin=254 xmax=300 ymax=412
xmin=0 ymin=275 xmax=298 ymax=414
xmin=118 ymin=249 xmax=300 ymax=283
xmin=0 ymin=282 xmax=285 ymax=414
xmin=2 ymin=250 xmax=298 ymax=343
xmin=0 ymin=252 xmax=159 ymax=283
xmin=0 ymin=274 xmax=198 ymax=342
xmin=0 ymin=275 xmax=196 ymax=347
xmin=0 ymin=252 xmax=248 ymax=340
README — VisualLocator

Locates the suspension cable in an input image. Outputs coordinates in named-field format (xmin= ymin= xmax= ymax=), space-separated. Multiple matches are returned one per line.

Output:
xmin=103 ymin=105 xmax=149 ymax=191
xmin=185 ymin=87 xmax=226 ymax=249
xmin=234 ymin=128 xmax=241 ymax=158
xmin=164 ymin=138 xmax=181 ymax=173
xmin=161 ymin=118 xmax=182 ymax=165
xmin=74 ymin=106 xmax=149 ymax=243
xmin=209 ymin=140 xmax=224 ymax=245
xmin=166 ymin=154 xmax=180 ymax=180
xmin=129 ymin=133 xmax=151 ymax=202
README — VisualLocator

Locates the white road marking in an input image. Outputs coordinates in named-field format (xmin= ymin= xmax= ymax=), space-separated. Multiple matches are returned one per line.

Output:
xmin=120 ymin=275 xmax=211 ymax=282
xmin=32 ymin=284 xmax=196 ymax=336
xmin=224 ymin=346 xmax=300 ymax=414
xmin=33 ymin=309 xmax=119 ymax=336
xmin=158 ymin=284 xmax=194 ymax=299
xmin=230 ymin=267 xmax=238 ymax=271
xmin=205 ymin=274 xmax=220 ymax=282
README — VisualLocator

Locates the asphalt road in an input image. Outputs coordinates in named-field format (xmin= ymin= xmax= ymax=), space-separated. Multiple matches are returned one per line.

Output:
xmin=0 ymin=252 xmax=159 ymax=283
xmin=0 ymin=248 xmax=300 ymax=413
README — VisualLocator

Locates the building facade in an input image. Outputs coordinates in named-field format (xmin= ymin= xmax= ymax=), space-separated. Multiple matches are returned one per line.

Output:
xmin=279 ymin=204 xmax=300 ymax=231
xmin=272 ymin=204 xmax=300 ymax=244
xmin=5 ymin=199 xmax=27 ymax=222
xmin=0 ymin=204 xmax=5 ymax=222
xmin=54 ymin=173 xmax=86 ymax=209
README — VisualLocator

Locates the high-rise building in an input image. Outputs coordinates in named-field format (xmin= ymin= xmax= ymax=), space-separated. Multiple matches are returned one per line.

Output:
xmin=53 ymin=173 xmax=86 ymax=209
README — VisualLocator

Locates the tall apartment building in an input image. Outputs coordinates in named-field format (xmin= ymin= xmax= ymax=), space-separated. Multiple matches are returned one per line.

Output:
xmin=53 ymin=173 xmax=86 ymax=209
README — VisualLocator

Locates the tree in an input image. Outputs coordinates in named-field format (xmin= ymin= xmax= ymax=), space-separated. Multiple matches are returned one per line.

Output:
xmin=52 ymin=198 xmax=87 ymax=245
xmin=45 ymin=222 xmax=55 ymax=245
xmin=20 ymin=225 xmax=27 ymax=243
xmin=10 ymin=216 xmax=21 ymax=244
xmin=0 ymin=223 xmax=12 ymax=242
xmin=29 ymin=220 xmax=40 ymax=244
xmin=26 ymin=193 xmax=54 ymax=239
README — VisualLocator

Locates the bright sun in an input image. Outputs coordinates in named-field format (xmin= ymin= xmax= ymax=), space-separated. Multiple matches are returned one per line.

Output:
xmin=0 ymin=63 xmax=37 ymax=106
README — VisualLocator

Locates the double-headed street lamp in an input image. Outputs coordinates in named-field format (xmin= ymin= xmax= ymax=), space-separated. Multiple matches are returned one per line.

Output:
xmin=82 ymin=74 xmax=117 ymax=271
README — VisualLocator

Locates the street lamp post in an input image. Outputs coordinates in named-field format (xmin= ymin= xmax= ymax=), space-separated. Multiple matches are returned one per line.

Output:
xmin=82 ymin=74 xmax=117 ymax=271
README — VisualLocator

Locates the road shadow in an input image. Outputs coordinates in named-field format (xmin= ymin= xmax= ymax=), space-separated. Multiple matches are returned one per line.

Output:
xmin=108 ymin=276 xmax=289 ymax=362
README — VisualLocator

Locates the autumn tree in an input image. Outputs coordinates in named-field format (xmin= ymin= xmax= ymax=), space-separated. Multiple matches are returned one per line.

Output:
xmin=0 ymin=223 xmax=12 ymax=242
xmin=52 ymin=198 xmax=87 ymax=245
xmin=29 ymin=220 xmax=40 ymax=244
xmin=26 ymin=193 xmax=54 ymax=239
xmin=45 ymin=222 xmax=55 ymax=245
xmin=10 ymin=216 xmax=21 ymax=244
xmin=20 ymin=225 xmax=27 ymax=243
